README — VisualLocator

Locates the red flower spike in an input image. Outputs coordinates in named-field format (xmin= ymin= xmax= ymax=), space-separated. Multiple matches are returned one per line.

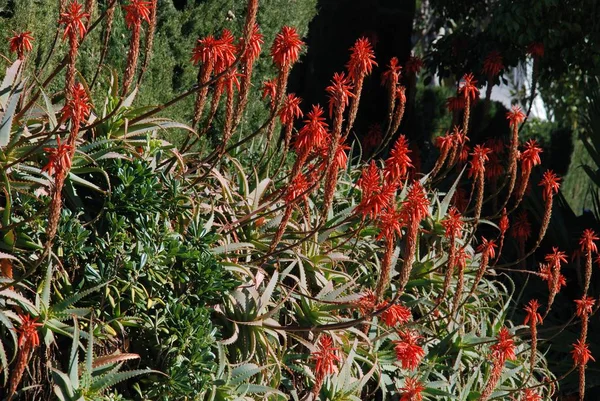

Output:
xmin=213 ymin=29 xmax=237 ymax=72
xmin=191 ymin=35 xmax=221 ymax=66
xmin=477 ymin=237 xmax=497 ymax=260
xmin=435 ymin=132 xmax=454 ymax=153
xmin=311 ymin=335 xmax=341 ymax=378
xmin=325 ymin=72 xmax=355 ymax=118
xmin=499 ymin=208 xmax=509 ymax=235
xmin=580 ymin=229 xmax=599 ymax=254
xmin=9 ymin=31 xmax=34 ymax=59
xmin=347 ymin=37 xmax=377 ymax=82
xmin=399 ymin=377 xmax=426 ymax=401
xmin=384 ymin=135 xmax=413 ymax=183
xmin=42 ymin=137 xmax=74 ymax=177
xmin=572 ymin=339 xmax=595 ymax=366
xmin=285 ymin=173 xmax=310 ymax=203
xmin=261 ymin=78 xmax=278 ymax=109
xmin=279 ymin=93 xmax=303 ymax=126
xmin=506 ymin=105 xmax=526 ymax=128
xmin=123 ymin=0 xmax=152 ymax=29
xmin=356 ymin=290 xmax=377 ymax=315
xmin=59 ymin=1 xmax=89 ymax=41
xmin=482 ymin=50 xmax=504 ymax=78
xmin=575 ymin=296 xmax=595 ymax=318
xmin=294 ymin=104 xmax=329 ymax=156
xmin=396 ymin=86 xmax=407 ymax=103
xmin=379 ymin=302 xmax=412 ymax=327
xmin=442 ymin=207 xmax=463 ymax=239
xmin=545 ymin=247 xmax=568 ymax=268
xmin=468 ymin=145 xmax=491 ymax=178
xmin=527 ymin=42 xmax=545 ymax=58
xmin=510 ymin=210 xmax=531 ymax=240
xmin=446 ymin=96 xmax=465 ymax=112
xmin=520 ymin=139 xmax=543 ymax=171
xmin=394 ymin=330 xmax=425 ymax=370
xmin=401 ymin=181 xmax=430 ymax=223
xmin=381 ymin=57 xmax=401 ymax=87
xmin=490 ymin=327 xmax=516 ymax=362
xmin=524 ymin=299 xmax=543 ymax=326
xmin=405 ymin=56 xmax=423 ymax=75
xmin=238 ymin=23 xmax=263 ymax=63
xmin=539 ymin=170 xmax=561 ymax=201
xmin=522 ymin=389 xmax=543 ymax=401
xmin=17 ymin=314 xmax=42 ymax=349
xmin=459 ymin=73 xmax=479 ymax=101
xmin=538 ymin=263 xmax=566 ymax=291
xmin=62 ymin=83 xmax=91 ymax=122
xmin=376 ymin=204 xmax=405 ymax=241
xmin=271 ymin=26 xmax=304 ymax=69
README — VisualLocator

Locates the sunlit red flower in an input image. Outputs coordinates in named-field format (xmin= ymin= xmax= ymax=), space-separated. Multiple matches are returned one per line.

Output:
xmin=42 ymin=137 xmax=74 ymax=177
xmin=580 ymin=229 xmax=599 ymax=254
xmin=279 ymin=93 xmax=303 ymax=126
xmin=311 ymin=335 xmax=341 ymax=378
xmin=452 ymin=126 xmax=469 ymax=146
xmin=446 ymin=96 xmax=465 ymax=112
xmin=62 ymin=82 xmax=91 ymax=122
xmin=59 ymin=1 xmax=89 ymax=41
xmin=399 ymin=377 xmax=425 ymax=401
xmin=468 ymin=145 xmax=491 ymax=178
xmin=213 ymin=29 xmax=237 ymax=72
xmin=325 ymin=72 xmax=355 ymax=118
xmin=405 ymin=56 xmax=423 ymax=75
xmin=575 ymin=296 xmax=595 ymax=318
xmin=521 ymin=389 xmax=543 ymax=401
xmin=271 ymin=26 xmax=304 ymax=69
xmin=9 ymin=31 xmax=34 ymax=59
xmin=261 ymin=78 xmax=278 ymax=109
xmin=295 ymin=105 xmax=328 ymax=156
xmin=357 ymin=165 xmax=396 ymax=219
xmin=347 ymin=37 xmax=377 ymax=81
xmin=356 ymin=290 xmax=377 ymax=315
xmin=394 ymin=330 xmax=425 ymax=370
xmin=459 ymin=73 xmax=479 ymax=101
xmin=539 ymin=170 xmax=560 ymax=201
xmin=482 ymin=50 xmax=503 ymax=78
xmin=191 ymin=35 xmax=221 ymax=66
xmin=401 ymin=181 xmax=430 ymax=223
xmin=506 ymin=105 xmax=526 ymax=128
xmin=490 ymin=327 xmax=516 ymax=362
xmin=527 ymin=42 xmax=544 ymax=58
xmin=524 ymin=299 xmax=543 ymax=326
xmin=381 ymin=57 xmax=401 ymax=87
xmin=123 ymin=0 xmax=152 ymax=29
xmin=384 ymin=135 xmax=413 ymax=183
xmin=538 ymin=263 xmax=566 ymax=291
xmin=17 ymin=314 xmax=42 ymax=348
xmin=436 ymin=132 xmax=454 ymax=154
xmin=520 ymin=139 xmax=543 ymax=171
xmin=332 ymin=140 xmax=350 ymax=171
xmin=571 ymin=339 xmax=595 ymax=366
xmin=396 ymin=86 xmax=406 ymax=103
xmin=442 ymin=207 xmax=463 ymax=239
xmin=477 ymin=237 xmax=497 ymax=260
xmin=379 ymin=302 xmax=412 ymax=327
xmin=377 ymin=204 xmax=405 ymax=241
xmin=285 ymin=173 xmax=310 ymax=203
xmin=545 ymin=247 xmax=568 ymax=269
xmin=238 ymin=23 xmax=263 ymax=63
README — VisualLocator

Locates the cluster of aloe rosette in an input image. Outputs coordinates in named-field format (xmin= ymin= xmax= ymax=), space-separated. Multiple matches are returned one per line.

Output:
xmin=0 ymin=0 xmax=598 ymax=400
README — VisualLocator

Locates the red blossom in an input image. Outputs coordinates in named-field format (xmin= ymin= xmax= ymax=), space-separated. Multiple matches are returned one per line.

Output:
xmin=522 ymin=389 xmax=543 ymax=401
xmin=285 ymin=173 xmax=310 ymax=203
xmin=59 ymin=1 xmax=89 ymax=41
xmin=377 ymin=205 xmax=405 ymax=241
xmin=191 ymin=35 xmax=221 ymax=66
xmin=446 ymin=96 xmax=465 ymax=112
xmin=381 ymin=57 xmax=401 ymax=87
xmin=506 ymin=105 xmax=526 ymax=128
xmin=477 ymin=237 xmax=497 ymax=260
xmin=539 ymin=170 xmax=560 ymax=201
xmin=405 ymin=56 xmax=423 ymax=75
xmin=499 ymin=208 xmax=509 ymax=235
xmin=279 ymin=93 xmax=303 ymax=126
xmin=213 ymin=29 xmax=237 ymax=72
xmin=346 ymin=37 xmax=377 ymax=81
xmin=17 ymin=314 xmax=42 ymax=348
xmin=436 ymin=132 xmax=454 ymax=153
xmin=62 ymin=83 xmax=91 ymax=122
xmin=442 ymin=207 xmax=463 ymax=239
xmin=261 ymin=78 xmax=278 ymax=109
xmin=357 ymin=163 xmax=396 ymax=219
xmin=527 ymin=42 xmax=545 ymax=58
xmin=311 ymin=335 xmax=341 ymax=378
xmin=574 ymin=296 xmax=595 ymax=318
xmin=468 ymin=144 xmax=491 ymax=178
xmin=356 ymin=290 xmax=377 ymax=315
xmin=396 ymin=86 xmax=406 ymax=103
xmin=490 ymin=327 xmax=516 ymax=362
xmin=325 ymin=72 xmax=355 ymax=118
xmin=399 ymin=377 xmax=426 ymax=401
xmin=520 ymin=139 xmax=543 ymax=171
xmin=401 ymin=181 xmax=430 ymax=223
xmin=485 ymin=155 xmax=504 ymax=180
xmin=452 ymin=126 xmax=469 ymax=146
xmin=524 ymin=299 xmax=543 ymax=326
xmin=510 ymin=210 xmax=531 ymax=240
xmin=238 ymin=23 xmax=263 ymax=63
xmin=362 ymin=123 xmax=383 ymax=151
xmin=42 ymin=137 xmax=73 ymax=177
xmin=379 ymin=302 xmax=412 ymax=327
xmin=459 ymin=73 xmax=479 ymax=101
xmin=394 ymin=330 xmax=425 ymax=370
xmin=384 ymin=135 xmax=413 ymax=183
xmin=271 ymin=26 xmax=304 ymax=69
xmin=9 ymin=31 xmax=34 ymax=59
xmin=482 ymin=50 xmax=504 ymax=78
xmin=545 ymin=247 xmax=568 ymax=269
xmin=580 ymin=229 xmax=599 ymax=254
xmin=538 ymin=263 xmax=566 ymax=291
xmin=295 ymin=105 xmax=329 ymax=155
xmin=571 ymin=339 xmax=595 ymax=366
xmin=123 ymin=0 xmax=152 ymax=29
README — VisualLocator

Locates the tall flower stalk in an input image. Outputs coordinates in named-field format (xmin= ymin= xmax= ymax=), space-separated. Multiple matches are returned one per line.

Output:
xmin=579 ymin=229 xmax=598 ymax=295
xmin=122 ymin=0 xmax=152 ymax=95
xmin=458 ymin=73 xmax=478 ymax=136
xmin=7 ymin=315 xmax=42 ymax=400
xmin=479 ymin=327 xmax=516 ymax=401
xmin=344 ymin=37 xmax=377 ymax=136
xmin=536 ymin=170 xmax=561 ymax=247
xmin=59 ymin=1 xmax=89 ymax=93
xmin=524 ymin=299 xmax=543 ymax=376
